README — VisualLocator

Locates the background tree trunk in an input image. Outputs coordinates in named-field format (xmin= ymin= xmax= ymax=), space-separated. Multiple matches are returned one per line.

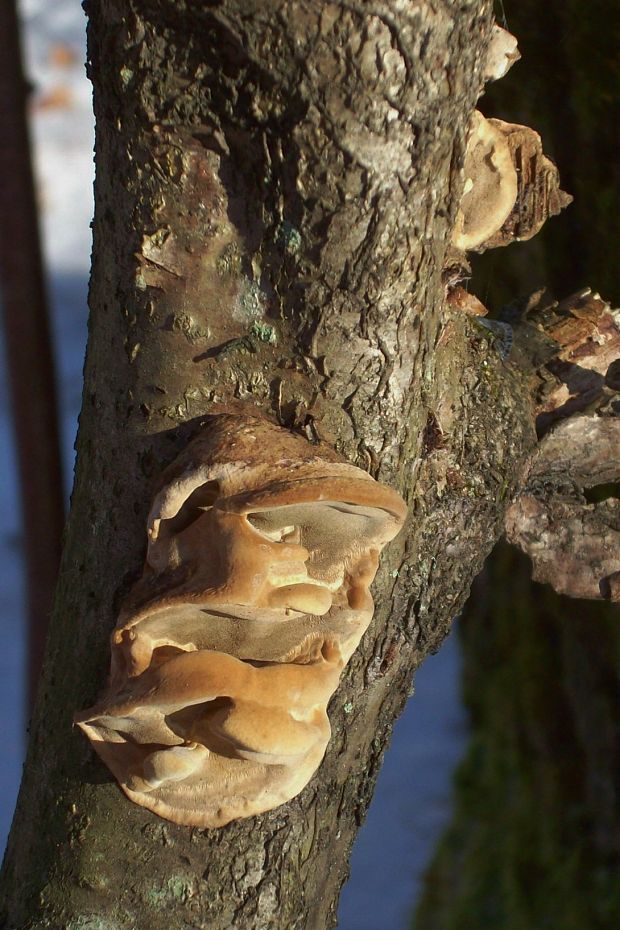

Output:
xmin=0 ymin=3 xmax=540 ymax=928
xmin=0 ymin=0 xmax=65 ymax=711
xmin=414 ymin=1 xmax=620 ymax=927
xmin=414 ymin=547 xmax=620 ymax=930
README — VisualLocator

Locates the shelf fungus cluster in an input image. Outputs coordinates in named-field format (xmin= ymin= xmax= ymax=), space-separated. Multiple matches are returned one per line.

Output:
xmin=451 ymin=27 xmax=571 ymax=254
xmin=76 ymin=415 xmax=406 ymax=827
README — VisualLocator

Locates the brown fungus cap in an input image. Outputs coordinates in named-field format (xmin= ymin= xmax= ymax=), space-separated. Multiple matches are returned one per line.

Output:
xmin=138 ymin=414 xmax=406 ymax=612
xmin=480 ymin=118 xmax=572 ymax=249
xmin=76 ymin=414 xmax=407 ymax=828
xmin=452 ymin=110 xmax=518 ymax=252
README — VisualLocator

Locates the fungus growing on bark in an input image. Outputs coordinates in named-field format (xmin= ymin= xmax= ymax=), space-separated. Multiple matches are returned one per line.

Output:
xmin=483 ymin=24 xmax=520 ymax=83
xmin=481 ymin=118 xmax=572 ymax=249
xmin=76 ymin=415 xmax=406 ymax=828
xmin=451 ymin=111 xmax=571 ymax=254
xmin=451 ymin=111 xmax=519 ymax=252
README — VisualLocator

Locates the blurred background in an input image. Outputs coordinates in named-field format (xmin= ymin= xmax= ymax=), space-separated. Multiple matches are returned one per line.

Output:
xmin=1 ymin=0 xmax=93 ymax=843
xmin=1 ymin=1 xmax=619 ymax=928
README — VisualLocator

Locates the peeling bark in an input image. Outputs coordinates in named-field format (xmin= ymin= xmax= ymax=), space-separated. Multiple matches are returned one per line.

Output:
xmin=532 ymin=289 xmax=620 ymax=432
xmin=0 ymin=3 xmax=549 ymax=929
xmin=506 ymin=416 xmax=620 ymax=601
xmin=414 ymin=5 xmax=620 ymax=922
xmin=506 ymin=291 xmax=620 ymax=601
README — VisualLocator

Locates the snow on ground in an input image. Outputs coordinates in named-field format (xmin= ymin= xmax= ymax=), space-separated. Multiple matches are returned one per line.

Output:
xmin=0 ymin=3 xmax=468 ymax=925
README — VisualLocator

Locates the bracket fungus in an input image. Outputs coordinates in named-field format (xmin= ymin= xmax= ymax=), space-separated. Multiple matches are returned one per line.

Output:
xmin=452 ymin=112 xmax=571 ymax=253
xmin=449 ymin=20 xmax=570 ymax=255
xmin=451 ymin=111 xmax=519 ymax=252
xmin=483 ymin=24 xmax=520 ymax=83
xmin=76 ymin=415 xmax=406 ymax=827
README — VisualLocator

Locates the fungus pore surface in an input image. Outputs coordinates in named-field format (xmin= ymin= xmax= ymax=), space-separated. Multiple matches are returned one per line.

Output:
xmin=452 ymin=110 xmax=519 ymax=252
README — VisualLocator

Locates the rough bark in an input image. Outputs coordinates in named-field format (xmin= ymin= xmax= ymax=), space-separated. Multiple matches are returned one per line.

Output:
xmin=504 ymin=289 xmax=620 ymax=601
xmin=506 ymin=415 xmax=620 ymax=602
xmin=0 ymin=3 xmax=540 ymax=929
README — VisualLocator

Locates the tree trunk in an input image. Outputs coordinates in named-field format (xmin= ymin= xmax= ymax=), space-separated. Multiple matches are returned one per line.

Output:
xmin=0 ymin=3 xmax=539 ymax=928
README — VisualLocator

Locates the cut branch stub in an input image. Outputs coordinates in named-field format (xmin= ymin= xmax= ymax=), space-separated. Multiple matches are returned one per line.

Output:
xmin=506 ymin=416 xmax=620 ymax=602
xmin=75 ymin=414 xmax=406 ymax=828
xmin=506 ymin=290 xmax=620 ymax=602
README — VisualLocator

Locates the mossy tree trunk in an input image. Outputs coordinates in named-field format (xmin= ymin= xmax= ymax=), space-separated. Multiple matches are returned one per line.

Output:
xmin=0 ymin=3 xmax=541 ymax=929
